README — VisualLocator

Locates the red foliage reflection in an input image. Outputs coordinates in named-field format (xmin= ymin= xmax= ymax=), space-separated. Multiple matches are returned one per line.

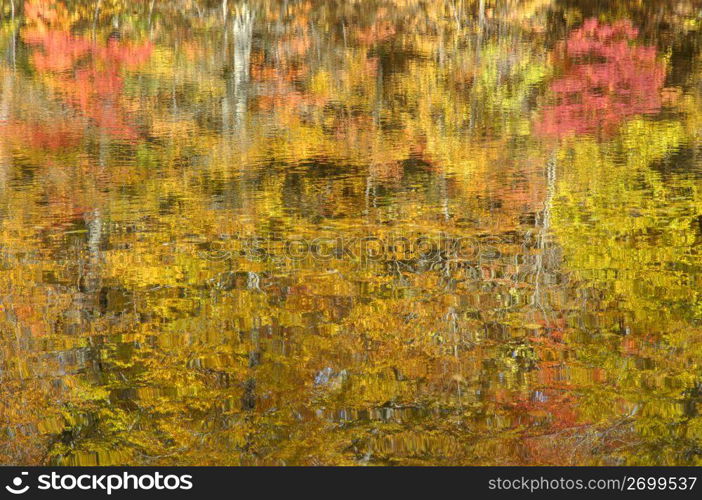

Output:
xmin=537 ymin=19 xmax=666 ymax=138
xmin=22 ymin=1 xmax=152 ymax=141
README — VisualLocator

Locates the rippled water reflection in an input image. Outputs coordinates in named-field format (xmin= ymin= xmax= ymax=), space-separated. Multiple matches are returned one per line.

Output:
xmin=1 ymin=0 xmax=702 ymax=465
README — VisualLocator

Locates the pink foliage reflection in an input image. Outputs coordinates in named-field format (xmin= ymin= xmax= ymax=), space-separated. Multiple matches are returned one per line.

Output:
xmin=537 ymin=19 xmax=666 ymax=138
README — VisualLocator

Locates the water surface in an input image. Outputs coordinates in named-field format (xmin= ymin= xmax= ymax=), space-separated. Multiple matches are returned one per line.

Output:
xmin=1 ymin=0 xmax=702 ymax=465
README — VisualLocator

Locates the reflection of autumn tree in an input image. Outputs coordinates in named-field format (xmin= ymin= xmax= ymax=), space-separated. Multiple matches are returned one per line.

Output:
xmin=541 ymin=16 xmax=702 ymax=463
xmin=23 ymin=0 xmax=152 ymax=140
xmin=538 ymin=19 xmax=665 ymax=138
xmin=527 ymin=17 xmax=702 ymax=465
xmin=551 ymin=114 xmax=702 ymax=464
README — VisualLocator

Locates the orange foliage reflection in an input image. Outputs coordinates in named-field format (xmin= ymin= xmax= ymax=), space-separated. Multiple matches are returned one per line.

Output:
xmin=23 ymin=0 xmax=152 ymax=140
